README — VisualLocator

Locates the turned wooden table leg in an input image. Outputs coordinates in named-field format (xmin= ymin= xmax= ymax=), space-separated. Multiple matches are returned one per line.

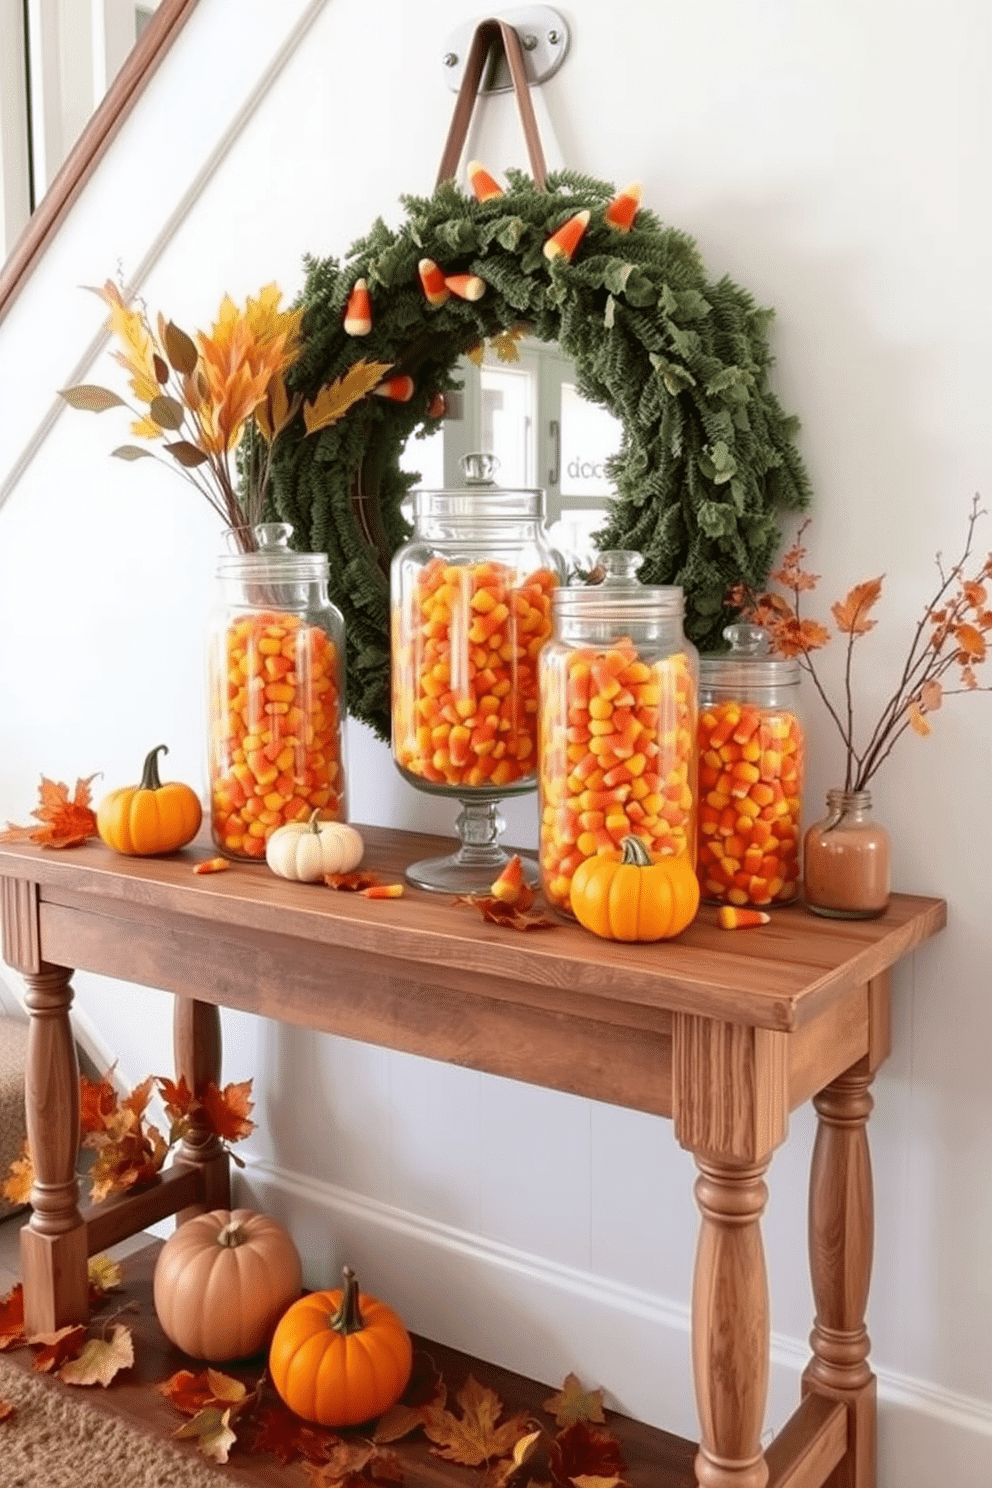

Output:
xmin=803 ymin=1065 xmax=876 ymax=1488
xmin=172 ymin=997 xmax=230 ymax=1223
xmin=692 ymin=1157 xmax=772 ymax=1488
xmin=20 ymin=963 xmax=89 ymax=1334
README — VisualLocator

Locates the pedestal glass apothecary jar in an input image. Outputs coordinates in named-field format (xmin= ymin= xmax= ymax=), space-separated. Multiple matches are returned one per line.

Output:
xmin=391 ymin=454 xmax=563 ymax=892
xmin=697 ymin=623 xmax=804 ymax=908
xmin=538 ymin=551 xmax=699 ymax=917
xmin=208 ymin=523 xmax=346 ymax=861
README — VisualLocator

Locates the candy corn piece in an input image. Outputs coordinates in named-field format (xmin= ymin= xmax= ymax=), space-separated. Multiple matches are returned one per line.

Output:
xmin=427 ymin=391 xmax=447 ymax=419
xmin=362 ymin=883 xmax=405 ymax=899
xmin=418 ymin=257 xmax=450 ymax=307
xmin=490 ymin=854 xmax=535 ymax=909
xmin=543 ymin=209 xmax=590 ymax=264
xmin=444 ymin=272 xmax=486 ymax=301
xmin=717 ymin=906 xmax=771 ymax=930
xmin=373 ymin=374 xmax=415 ymax=403
xmin=604 ymin=181 xmax=642 ymax=233
xmin=343 ymin=277 xmax=372 ymax=335
xmin=193 ymin=857 xmax=229 ymax=875
xmin=467 ymin=160 xmax=504 ymax=202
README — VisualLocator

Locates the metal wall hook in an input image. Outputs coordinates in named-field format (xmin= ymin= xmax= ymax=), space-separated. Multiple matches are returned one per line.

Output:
xmin=441 ymin=7 xmax=570 ymax=94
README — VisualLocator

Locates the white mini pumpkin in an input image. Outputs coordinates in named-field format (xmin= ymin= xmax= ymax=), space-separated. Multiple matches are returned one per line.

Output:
xmin=265 ymin=812 xmax=364 ymax=881
xmin=152 ymin=1207 xmax=302 ymax=1360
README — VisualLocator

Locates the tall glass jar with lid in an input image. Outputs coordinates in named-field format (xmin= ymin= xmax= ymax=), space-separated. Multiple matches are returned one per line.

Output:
xmin=696 ymin=623 xmax=803 ymax=907
xmin=391 ymin=453 xmax=564 ymax=892
xmin=538 ymin=551 xmax=699 ymax=917
xmin=207 ymin=523 xmax=346 ymax=861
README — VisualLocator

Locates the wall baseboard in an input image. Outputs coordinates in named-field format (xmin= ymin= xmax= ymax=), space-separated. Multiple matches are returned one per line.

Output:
xmin=234 ymin=1155 xmax=992 ymax=1487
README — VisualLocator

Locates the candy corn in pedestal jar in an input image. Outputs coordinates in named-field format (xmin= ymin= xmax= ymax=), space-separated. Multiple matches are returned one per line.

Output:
xmin=696 ymin=624 xmax=804 ymax=908
xmin=538 ymin=552 xmax=699 ymax=917
xmin=207 ymin=524 xmax=347 ymax=861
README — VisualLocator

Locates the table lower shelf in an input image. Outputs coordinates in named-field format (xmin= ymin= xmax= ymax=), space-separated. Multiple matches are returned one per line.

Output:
xmin=5 ymin=1238 xmax=699 ymax=1487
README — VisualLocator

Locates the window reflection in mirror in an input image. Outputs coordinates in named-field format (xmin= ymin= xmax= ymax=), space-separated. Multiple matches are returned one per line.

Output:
xmin=2 ymin=0 xmax=161 ymax=253
xmin=400 ymin=338 xmax=623 ymax=572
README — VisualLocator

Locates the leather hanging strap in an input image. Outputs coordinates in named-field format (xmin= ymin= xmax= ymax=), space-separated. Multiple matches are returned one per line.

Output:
xmin=435 ymin=18 xmax=548 ymax=190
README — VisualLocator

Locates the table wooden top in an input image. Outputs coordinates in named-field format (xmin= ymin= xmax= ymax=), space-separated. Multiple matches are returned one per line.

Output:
xmin=0 ymin=825 xmax=946 ymax=1035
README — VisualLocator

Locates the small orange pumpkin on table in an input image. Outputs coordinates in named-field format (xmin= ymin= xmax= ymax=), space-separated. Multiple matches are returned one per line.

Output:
xmin=97 ymin=744 xmax=202 ymax=855
xmin=269 ymin=1265 xmax=413 ymax=1427
xmin=569 ymin=834 xmax=700 ymax=941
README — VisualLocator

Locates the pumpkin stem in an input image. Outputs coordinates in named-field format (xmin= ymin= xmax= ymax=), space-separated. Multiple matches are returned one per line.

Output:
xmin=140 ymin=744 xmax=168 ymax=792
xmin=619 ymin=833 xmax=654 ymax=867
xmin=215 ymin=1221 xmax=247 ymax=1248
xmin=329 ymin=1266 xmax=366 ymax=1335
xmin=306 ymin=809 xmax=322 ymax=835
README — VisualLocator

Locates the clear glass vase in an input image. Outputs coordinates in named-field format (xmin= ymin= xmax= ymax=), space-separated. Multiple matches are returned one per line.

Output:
xmin=803 ymin=788 xmax=890 ymax=919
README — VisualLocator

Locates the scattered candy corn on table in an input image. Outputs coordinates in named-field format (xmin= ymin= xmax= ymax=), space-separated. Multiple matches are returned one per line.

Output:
xmin=0 ymin=827 xmax=944 ymax=1488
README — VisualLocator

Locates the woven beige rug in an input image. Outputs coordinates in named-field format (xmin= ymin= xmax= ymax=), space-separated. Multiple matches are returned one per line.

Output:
xmin=0 ymin=1353 xmax=223 ymax=1487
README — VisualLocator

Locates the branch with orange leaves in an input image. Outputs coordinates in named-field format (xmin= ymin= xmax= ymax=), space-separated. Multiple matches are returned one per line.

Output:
xmin=728 ymin=495 xmax=992 ymax=792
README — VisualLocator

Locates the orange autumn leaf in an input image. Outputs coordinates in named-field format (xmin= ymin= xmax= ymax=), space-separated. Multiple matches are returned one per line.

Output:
xmin=2 ymin=1141 xmax=33 ymax=1206
xmin=303 ymin=359 xmax=393 ymax=435
xmin=0 ymin=1285 xmax=25 ymax=1351
xmin=543 ymin=1372 xmax=607 ymax=1428
xmin=831 ymin=578 xmax=883 ymax=635
xmin=156 ymin=1074 xmax=196 ymax=1125
xmin=954 ymin=622 xmax=986 ymax=662
xmin=422 ymin=1374 xmax=530 ymax=1467
xmin=324 ymin=870 xmax=381 ymax=891
xmin=157 ymin=1367 xmax=237 ymax=1416
xmin=303 ymin=1440 xmax=405 ymax=1486
xmin=58 ymin=1323 xmax=134 ymax=1386
xmin=0 ymin=774 xmax=100 ymax=848
xmin=908 ymin=701 xmax=931 ymax=737
xmin=481 ymin=1430 xmax=542 ymax=1488
xmin=199 ymin=1079 xmax=256 ymax=1143
xmin=249 ymin=1400 xmax=338 ymax=1464
xmin=29 ymin=1323 xmax=87 ymax=1373
xmin=455 ymin=895 xmax=556 ymax=931
xmin=548 ymin=1420 xmax=627 ymax=1486
xmin=920 ymin=679 xmax=943 ymax=712
xmin=80 ymin=1072 xmax=119 ymax=1134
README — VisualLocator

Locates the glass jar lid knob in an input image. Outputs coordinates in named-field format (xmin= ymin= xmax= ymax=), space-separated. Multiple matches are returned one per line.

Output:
xmin=461 ymin=452 xmax=500 ymax=486
xmin=723 ymin=622 xmax=771 ymax=655
xmin=590 ymin=549 xmax=645 ymax=587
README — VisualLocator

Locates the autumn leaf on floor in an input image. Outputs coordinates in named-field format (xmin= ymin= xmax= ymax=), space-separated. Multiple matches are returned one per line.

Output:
xmin=88 ymin=1253 xmax=124 ymax=1296
xmin=156 ymin=1366 xmax=255 ymax=1417
xmin=1 ymin=1141 xmax=33 ymax=1207
xmin=324 ymin=870 xmax=381 ymax=891
xmin=58 ymin=1323 xmax=134 ymax=1386
xmin=28 ymin=1323 xmax=87 ymax=1373
xmin=248 ymin=1399 xmax=340 ymax=1465
xmin=0 ymin=1397 xmax=15 ymax=1422
xmin=302 ymin=1440 xmax=404 ymax=1486
xmin=480 ymin=1428 xmax=542 ymax=1487
xmin=454 ymin=895 xmax=557 ymax=931
xmin=174 ymin=1405 xmax=239 ymax=1464
xmin=373 ymin=1349 xmax=446 ymax=1444
xmin=422 ymin=1374 xmax=531 ymax=1466
xmin=199 ymin=1079 xmax=256 ymax=1143
xmin=0 ymin=773 xmax=100 ymax=847
xmin=543 ymin=1373 xmax=606 ymax=1428
xmin=547 ymin=1421 xmax=627 ymax=1487
xmin=0 ymin=1284 xmax=25 ymax=1351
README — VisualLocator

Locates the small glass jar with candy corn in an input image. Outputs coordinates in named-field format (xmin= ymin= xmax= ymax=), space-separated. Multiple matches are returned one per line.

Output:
xmin=538 ymin=551 xmax=699 ymax=917
xmin=391 ymin=454 xmax=563 ymax=892
xmin=696 ymin=624 xmax=803 ymax=908
xmin=207 ymin=523 xmax=347 ymax=861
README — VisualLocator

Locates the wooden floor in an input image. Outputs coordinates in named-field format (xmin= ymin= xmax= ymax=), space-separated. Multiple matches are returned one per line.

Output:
xmin=0 ymin=1215 xmax=699 ymax=1486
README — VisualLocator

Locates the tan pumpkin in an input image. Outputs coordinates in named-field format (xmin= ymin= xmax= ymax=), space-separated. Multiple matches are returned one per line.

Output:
xmin=152 ymin=1208 xmax=302 ymax=1361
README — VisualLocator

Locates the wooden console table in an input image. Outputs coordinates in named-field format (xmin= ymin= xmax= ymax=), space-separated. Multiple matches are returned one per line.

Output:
xmin=0 ymin=827 xmax=944 ymax=1488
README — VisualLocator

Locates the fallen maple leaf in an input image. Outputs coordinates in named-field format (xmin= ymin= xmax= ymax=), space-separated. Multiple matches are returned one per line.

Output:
xmin=455 ymin=895 xmax=556 ymax=931
xmin=0 ymin=1285 xmax=25 ymax=1351
xmin=303 ymin=1440 xmax=404 ymax=1486
xmin=0 ymin=1398 xmax=15 ymax=1422
xmin=1 ymin=1142 xmax=33 ymax=1206
xmin=249 ymin=1400 xmax=339 ymax=1465
xmin=543 ymin=1374 xmax=606 ymax=1428
xmin=29 ymin=1323 xmax=87 ymax=1373
xmin=0 ymin=773 xmax=100 ymax=848
xmin=174 ymin=1404 xmax=238 ymax=1464
xmin=423 ymin=1374 xmax=531 ymax=1467
xmin=548 ymin=1421 xmax=626 ymax=1487
xmin=88 ymin=1254 xmax=124 ymax=1295
xmin=481 ymin=1428 xmax=542 ymax=1487
xmin=199 ymin=1079 xmax=256 ymax=1143
xmin=59 ymin=1323 xmax=133 ymax=1386
xmin=324 ymin=870 xmax=381 ymax=891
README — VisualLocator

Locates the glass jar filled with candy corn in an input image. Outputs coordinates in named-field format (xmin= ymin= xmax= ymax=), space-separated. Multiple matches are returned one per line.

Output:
xmin=696 ymin=623 xmax=803 ymax=907
xmin=207 ymin=523 xmax=347 ymax=861
xmin=391 ymin=453 xmax=563 ymax=892
xmin=538 ymin=551 xmax=699 ymax=917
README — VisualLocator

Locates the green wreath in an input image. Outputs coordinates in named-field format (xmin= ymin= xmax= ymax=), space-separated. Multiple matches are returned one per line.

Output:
xmin=269 ymin=169 xmax=812 ymax=743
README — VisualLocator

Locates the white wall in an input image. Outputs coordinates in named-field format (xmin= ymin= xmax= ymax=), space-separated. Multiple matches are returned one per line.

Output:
xmin=1 ymin=2 xmax=991 ymax=1482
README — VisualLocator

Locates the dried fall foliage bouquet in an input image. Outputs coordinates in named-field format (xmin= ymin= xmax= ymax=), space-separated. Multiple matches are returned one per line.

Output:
xmin=61 ymin=280 xmax=390 ymax=551
xmin=729 ymin=496 xmax=992 ymax=792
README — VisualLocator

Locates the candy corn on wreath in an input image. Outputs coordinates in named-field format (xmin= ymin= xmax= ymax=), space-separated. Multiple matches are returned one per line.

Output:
xmin=268 ymin=169 xmax=812 ymax=742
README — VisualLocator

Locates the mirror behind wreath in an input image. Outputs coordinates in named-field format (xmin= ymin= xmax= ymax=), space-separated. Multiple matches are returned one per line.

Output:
xmin=398 ymin=338 xmax=623 ymax=574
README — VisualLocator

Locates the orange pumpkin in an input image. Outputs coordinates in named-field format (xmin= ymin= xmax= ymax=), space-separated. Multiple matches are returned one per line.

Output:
xmin=152 ymin=1208 xmax=302 ymax=1361
xmin=97 ymin=744 xmax=202 ymax=855
xmin=569 ymin=834 xmax=700 ymax=941
xmin=269 ymin=1266 xmax=412 ymax=1426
